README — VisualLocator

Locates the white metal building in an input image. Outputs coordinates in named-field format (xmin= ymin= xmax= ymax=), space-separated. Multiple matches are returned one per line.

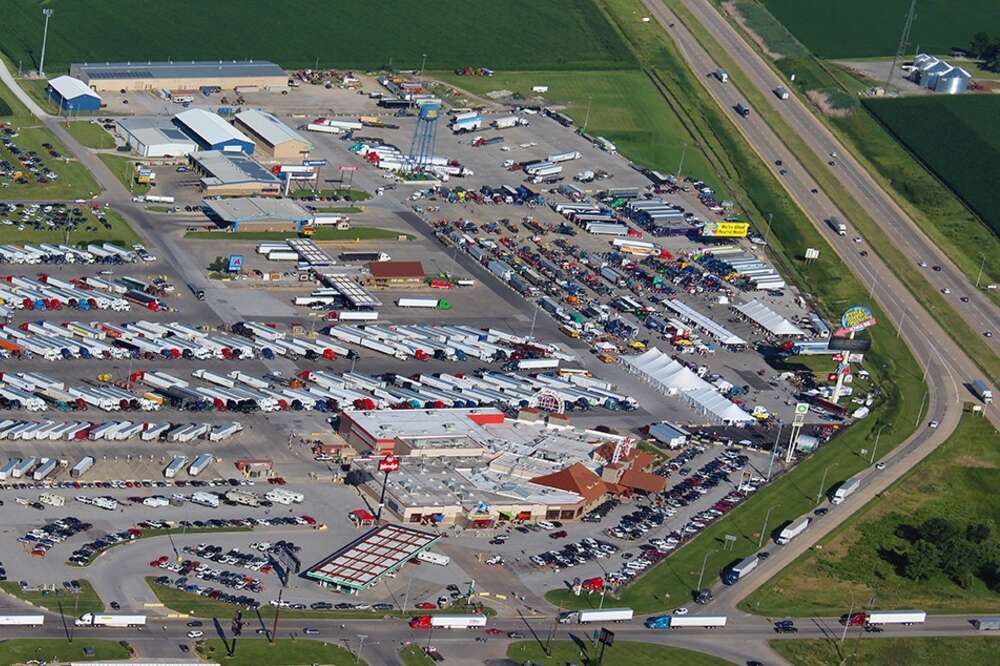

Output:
xmin=174 ymin=109 xmax=255 ymax=154
xmin=116 ymin=117 xmax=198 ymax=158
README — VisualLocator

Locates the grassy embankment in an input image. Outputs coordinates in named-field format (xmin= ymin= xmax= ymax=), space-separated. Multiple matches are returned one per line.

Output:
xmin=197 ymin=639 xmax=362 ymax=666
xmin=97 ymin=153 xmax=149 ymax=197
xmin=666 ymin=0 xmax=1000 ymax=386
xmin=507 ymin=640 xmax=733 ymax=666
xmin=64 ymin=120 xmax=116 ymax=149
xmin=0 ymin=579 xmax=104 ymax=615
xmin=771 ymin=636 xmax=1000 ymax=666
xmin=743 ymin=410 xmax=1000 ymax=616
xmin=0 ymin=639 xmax=130 ymax=663
xmin=546 ymin=0 xmax=924 ymax=613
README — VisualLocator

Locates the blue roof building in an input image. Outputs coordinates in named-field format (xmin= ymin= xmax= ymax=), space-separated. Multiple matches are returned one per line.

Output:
xmin=174 ymin=108 xmax=255 ymax=154
xmin=47 ymin=76 xmax=102 ymax=112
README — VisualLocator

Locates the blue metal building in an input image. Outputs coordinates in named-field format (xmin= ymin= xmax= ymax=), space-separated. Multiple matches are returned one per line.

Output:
xmin=46 ymin=76 xmax=102 ymax=112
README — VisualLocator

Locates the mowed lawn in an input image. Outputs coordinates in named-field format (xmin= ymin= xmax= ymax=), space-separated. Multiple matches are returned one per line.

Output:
xmin=507 ymin=640 xmax=732 ymax=666
xmin=1 ymin=125 xmax=102 ymax=200
xmin=864 ymin=95 xmax=1000 ymax=239
xmin=0 ymin=639 xmax=130 ymax=664
xmin=437 ymin=70 xmax=724 ymax=193
xmin=762 ymin=0 xmax=1000 ymax=58
xmin=0 ymin=579 xmax=104 ymax=615
xmin=197 ymin=639 xmax=361 ymax=666
xmin=0 ymin=0 xmax=634 ymax=73
xmin=743 ymin=411 xmax=1000 ymax=616
xmin=65 ymin=121 xmax=116 ymax=149
xmin=771 ymin=636 xmax=1000 ymax=666
xmin=1 ymin=207 xmax=140 ymax=247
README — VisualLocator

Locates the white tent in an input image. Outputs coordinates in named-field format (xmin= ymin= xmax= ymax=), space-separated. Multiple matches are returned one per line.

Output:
xmin=733 ymin=300 xmax=805 ymax=337
xmin=661 ymin=299 xmax=746 ymax=346
xmin=622 ymin=348 xmax=754 ymax=424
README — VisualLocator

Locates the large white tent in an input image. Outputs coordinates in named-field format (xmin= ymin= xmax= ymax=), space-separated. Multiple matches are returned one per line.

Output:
xmin=733 ymin=300 xmax=805 ymax=337
xmin=661 ymin=299 xmax=746 ymax=346
xmin=622 ymin=348 xmax=754 ymax=424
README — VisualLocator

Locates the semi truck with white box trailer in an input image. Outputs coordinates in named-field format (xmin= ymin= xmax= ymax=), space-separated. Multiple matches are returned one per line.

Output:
xmin=723 ymin=555 xmax=759 ymax=585
xmin=832 ymin=477 xmax=861 ymax=504
xmin=75 ymin=613 xmax=146 ymax=628
xmin=972 ymin=379 xmax=993 ymax=404
xmin=559 ymin=608 xmax=634 ymax=624
xmin=645 ymin=615 xmax=727 ymax=629
xmin=776 ymin=517 xmax=811 ymax=545
xmin=409 ymin=614 xmax=487 ymax=629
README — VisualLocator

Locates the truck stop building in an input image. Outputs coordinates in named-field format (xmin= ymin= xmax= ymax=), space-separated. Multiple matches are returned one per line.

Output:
xmin=233 ymin=109 xmax=312 ymax=162
xmin=46 ymin=76 xmax=102 ymax=112
xmin=174 ymin=109 xmax=255 ymax=154
xmin=116 ymin=117 xmax=198 ymax=158
xmin=202 ymin=197 xmax=312 ymax=231
xmin=363 ymin=260 xmax=425 ymax=288
xmin=188 ymin=150 xmax=281 ymax=196
xmin=70 ymin=60 xmax=288 ymax=93
xmin=303 ymin=524 xmax=440 ymax=594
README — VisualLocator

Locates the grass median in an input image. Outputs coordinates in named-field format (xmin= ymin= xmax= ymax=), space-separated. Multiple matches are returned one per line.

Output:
xmin=507 ymin=640 xmax=732 ymax=666
xmin=543 ymin=0 xmax=923 ymax=614
xmin=666 ymin=0 xmax=1000 ymax=386
xmin=64 ymin=120 xmax=116 ymax=149
xmin=771 ymin=636 xmax=1000 ymax=666
xmin=399 ymin=645 xmax=437 ymax=666
xmin=0 ymin=579 xmax=104 ymax=615
xmin=197 ymin=638 xmax=362 ymax=666
xmin=288 ymin=188 xmax=371 ymax=201
xmin=0 ymin=639 xmax=130 ymax=663
xmin=742 ymin=408 xmax=1000 ymax=616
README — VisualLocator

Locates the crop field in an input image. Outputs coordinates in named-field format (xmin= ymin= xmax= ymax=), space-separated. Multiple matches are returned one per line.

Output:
xmin=760 ymin=0 xmax=1000 ymax=58
xmin=0 ymin=0 xmax=634 ymax=74
xmin=864 ymin=95 xmax=1000 ymax=239
xmin=436 ymin=70 xmax=723 ymax=193
xmin=743 ymin=410 xmax=1000 ymax=617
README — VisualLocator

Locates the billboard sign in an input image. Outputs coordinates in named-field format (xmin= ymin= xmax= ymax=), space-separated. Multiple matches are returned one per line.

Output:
xmin=226 ymin=255 xmax=243 ymax=272
xmin=378 ymin=455 xmax=400 ymax=473
xmin=701 ymin=221 xmax=749 ymax=238
xmin=835 ymin=305 xmax=876 ymax=336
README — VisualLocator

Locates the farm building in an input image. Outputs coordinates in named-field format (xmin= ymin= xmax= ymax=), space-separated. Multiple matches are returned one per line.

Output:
xmin=188 ymin=150 xmax=281 ymax=196
xmin=363 ymin=260 xmax=425 ymax=288
xmin=116 ymin=117 xmax=197 ymax=158
xmin=174 ymin=109 xmax=255 ymax=154
xmin=202 ymin=197 xmax=312 ymax=232
xmin=908 ymin=54 xmax=971 ymax=94
xmin=70 ymin=60 xmax=288 ymax=93
xmin=233 ymin=109 xmax=312 ymax=162
xmin=46 ymin=76 xmax=101 ymax=112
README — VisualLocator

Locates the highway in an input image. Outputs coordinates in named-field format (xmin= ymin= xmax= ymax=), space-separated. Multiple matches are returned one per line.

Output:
xmin=675 ymin=0 xmax=1000 ymax=346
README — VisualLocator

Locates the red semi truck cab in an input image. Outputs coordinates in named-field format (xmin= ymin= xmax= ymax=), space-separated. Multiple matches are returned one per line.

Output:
xmin=409 ymin=616 xmax=433 ymax=630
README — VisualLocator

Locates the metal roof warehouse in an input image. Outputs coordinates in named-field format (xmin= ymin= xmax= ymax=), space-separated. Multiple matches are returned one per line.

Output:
xmin=233 ymin=109 xmax=312 ymax=162
xmin=175 ymin=109 xmax=255 ymax=154
xmin=70 ymin=60 xmax=288 ymax=92
xmin=303 ymin=524 xmax=440 ymax=593
xmin=202 ymin=197 xmax=312 ymax=231
xmin=116 ymin=117 xmax=198 ymax=158
xmin=188 ymin=150 xmax=281 ymax=196
xmin=46 ymin=75 xmax=102 ymax=112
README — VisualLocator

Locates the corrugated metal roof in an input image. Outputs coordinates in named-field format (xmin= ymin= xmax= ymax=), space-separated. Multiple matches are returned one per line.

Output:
xmin=72 ymin=60 xmax=285 ymax=80
xmin=190 ymin=150 xmax=279 ymax=185
xmin=235 ymin=109 xmax=308 ymax=148
xmin=47 ymin=76 xmax=100 ymax=101
xmin=175 ymin=109 xmax=253 ymax=147
xmin=203 ymin=197 xmax=310 ymax=223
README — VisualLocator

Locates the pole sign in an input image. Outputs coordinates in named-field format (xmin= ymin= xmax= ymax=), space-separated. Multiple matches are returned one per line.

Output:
xmin=835 ymin=305 xmax=877 ymax=336
xmin=378 ymin=455 xmax=400 ymax=473
xmin=303 ymin=159 xmax=328 ymax=167
xmin=339 ymin=165 xmax=359 ymax=172
xmin=226 ymin=255 xmax=244 ymax=272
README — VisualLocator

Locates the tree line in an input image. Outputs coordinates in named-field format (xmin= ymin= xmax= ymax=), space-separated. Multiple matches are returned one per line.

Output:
xmin=969 ymin=33 xmax=1000 ymax=72
xmin=897 ymin=517 xmax=1000 ymax=591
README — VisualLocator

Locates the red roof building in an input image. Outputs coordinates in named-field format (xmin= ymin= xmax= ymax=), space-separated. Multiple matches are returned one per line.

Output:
xmin=364 ymin=260 xmax=425 ymax=287
xmin=530 ymin=463 xmax=609 ymax=517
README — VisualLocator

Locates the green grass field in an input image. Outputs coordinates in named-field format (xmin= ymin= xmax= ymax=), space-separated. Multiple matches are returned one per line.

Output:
xmin=864 ymin=95 xmax=1000 ymax=240
xmin=545 ymin=0 xmax=924 ymax=614
xmin=97 ymin=153 xmax=149 ymax=196
xmin=731 ymin=0 xmax=809 ymax=58
xmin=761 ymin=0 xmax=1000 ymax=58
xmin=65 ymin=121 xmax=116 ymax=149
xmin=313 ymin=205 xmax=363 ymax=214
xmin=197 ymin=639 xmax=362 ymax=666
xmin=2 ymin=207 xmax=140 ymax=247
xmin=1 ymin=1 xmax=634 ymax=73
xmin=437 ymin=69 xmax=723 ymax=194
xmin=1 ymin=126 xmax=102 ymax=200
xmin=507 ymin=640 xmax=732 ymax=666
xmin=0 ymin=639 xmax=130 ymax=663
xmin=771 ymin=636 xmax=1000 ymax=666
xmin=399 ymin=645 xmax=436 ymax=666
xmin=185 ymin=227 xmax=410 ymax=241
xmin=288 ymin=188 xmax=371 ymax=202
xmin=742 ymin=410 xmax=1000 ymax=616
xmin=1 ymin=579 xmax=104 ymax=615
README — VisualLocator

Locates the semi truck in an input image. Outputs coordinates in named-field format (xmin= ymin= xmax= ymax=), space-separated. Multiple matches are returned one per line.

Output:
xmin=973 ymin=617 xmax=1000 ymax=631
xmin=409 ymin=614 xmax=487 ymax=630
xmin=827 ymin=216 xmax=847 ymax=236
xmin=559 ymin=608 xmax=634 ymax=624
xmin=735 ymin=102 xmax=751 ymax=118
xmin=0 ymin=615 xmax=45 ymax=626
xmin=645 ymin=615 xmax=727 ymax=629
xmin=843 ymin=610 xmax=926 ymax=626
xmin=396 ymin=298 xmax=451 ymax=309
xmin=972 ymin=379 xmax=993 ymax=404
xmin=776 ymin=517 xmax=811 ymax=545
xmin=492 ymin=116 xmax=527 ymax=129
xmin=340 ymin=251 xmax=391 ymax=263
xmin=75 ymin=613 xmax=147 ymax=627
xmin=723 ymin=555 xmax=759 ymax=585
xmin=832 ymin=477 xmax=861 ymax=504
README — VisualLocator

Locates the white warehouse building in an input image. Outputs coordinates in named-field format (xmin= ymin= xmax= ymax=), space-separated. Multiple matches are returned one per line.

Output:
xmin=116 ymin=117 xmax=198 ymax=158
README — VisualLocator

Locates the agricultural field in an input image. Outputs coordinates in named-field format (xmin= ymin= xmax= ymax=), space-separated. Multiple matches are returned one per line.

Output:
xmin=0 ymin=0 xmax=635 ymax=73
xmin=771 ymin=636 xmax=1000 ymax=666
xmin=760 ymin=0 xmax=1000 ymax=58
xmin=864 ymin=95 xmax=1000 ymax=239
xmin=436 ymin=70 xmax=724 ymax=193
xmin=743 ymin=410 xmax=1000 ymax=617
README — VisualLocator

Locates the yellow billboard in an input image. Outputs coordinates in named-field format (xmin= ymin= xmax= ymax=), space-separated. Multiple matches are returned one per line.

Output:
xmin=702 ymin=221 xmax=749 ymax=238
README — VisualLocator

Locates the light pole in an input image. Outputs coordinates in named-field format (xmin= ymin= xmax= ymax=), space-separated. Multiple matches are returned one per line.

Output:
xmin=356 ymin=634 xmax=367 ymax=664
xmin=976 ymin=253 xmax=986 ymax=288
xmin=420 ymin=53 xmax=427 ymax=76
xmin=870 ymin=424 xmax=890 ymax=465
xmin=582 ymin=96 xmax=593 ymax=135
xmin=817 ymin=465 xmax=832 ymax=503
xmin=696 ymin=549 xmax=717 ymax=592
xmin=765 ymin=212 xmax=774 ymax=244
xmin=675 ymin=143 xmax=687 ymax=180
xmin=758 ymin=505 xmax=777 ymax=549
xmin=766 ymin=423 xmax=782 ymax=481
xmin=39 ymin=8 xmax=54 ymax=78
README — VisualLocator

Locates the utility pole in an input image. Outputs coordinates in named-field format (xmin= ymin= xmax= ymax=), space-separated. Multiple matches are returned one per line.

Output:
xmin=356 ymin=634 xmax=367 ymax=664
xmin=976 ymin=253 xmax=986 ymax=288
xmin=39 ymin=8 xmax=54 ymax=78
xmin=696 ymin=550 xmax=717 ymax=592
xmin=269 ymin=588 xmax=282 ymax=643
xmin=420 ymin=53 xmax=427 ymax=76
xmin=544 ymin=607 xmax=560 ymax=656
xmin=675 ymin=143 xmax=687 ymax=180
xmin=582 ymin=96 xmax=593 ymax=135
xmin=870 ymin=424 xmax=890 ymax=465
xmin=765 ymin=212 xmax=774 ymax=244
xmin=817 ymin=465 xmax=831 ymax=503
xmin=766 ymin=423 xmax=782 ymax=481
xmin=758 ymin=506 xmax=776 ymax=549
